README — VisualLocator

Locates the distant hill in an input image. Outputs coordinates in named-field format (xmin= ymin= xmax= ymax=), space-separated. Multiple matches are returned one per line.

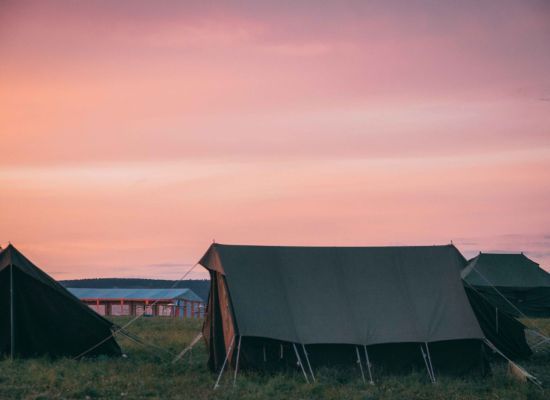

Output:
xmin=60 ymin=278 xmax=210 ymax=302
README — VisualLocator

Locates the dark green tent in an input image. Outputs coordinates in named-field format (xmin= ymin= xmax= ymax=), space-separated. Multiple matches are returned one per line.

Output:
xmin=0 ymin=244 xmax=121 ymax=358
xmin=462 ymin=253 xmax=550 ymax=318
xmin=200 ymin=244 xmax=530 ymax=379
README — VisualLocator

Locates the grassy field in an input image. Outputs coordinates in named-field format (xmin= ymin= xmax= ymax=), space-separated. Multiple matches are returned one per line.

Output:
xmin=1 ymin=318 xmax=550 ymax=400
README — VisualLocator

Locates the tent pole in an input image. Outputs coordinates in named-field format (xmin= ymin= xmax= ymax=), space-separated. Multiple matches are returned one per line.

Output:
xmin=301 ymin=344 xmax=316 ymax=382
xmin=233 ymin=335 xmax=242 ymax=387
xmin=292 ymin=343 xmax=310 ymax=383
xmin=355 ymin=346 xmax=366 ymax=383
xmin=420 ymin=345 xmax=434 ymax=383
xmin=213 ymin=335 xmax=235 ymax=390
xmin=363 ymin=345 xmax=374 ymax=384
xmin=425 ymin=342 xmax=436 ymax=383
xmin=10 ymin=263 xmax=15 ymax=360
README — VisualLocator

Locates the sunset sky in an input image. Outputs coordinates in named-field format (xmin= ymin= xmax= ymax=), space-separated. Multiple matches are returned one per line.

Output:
xmin=1 ymin=0 xmax=549 ymax=279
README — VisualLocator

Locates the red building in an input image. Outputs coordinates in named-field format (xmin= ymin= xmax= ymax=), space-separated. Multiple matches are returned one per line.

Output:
xmin=68 ymin=288 xmax=206 ymax=318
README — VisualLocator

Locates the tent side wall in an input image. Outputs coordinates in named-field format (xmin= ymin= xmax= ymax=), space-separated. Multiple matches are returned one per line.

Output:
xmin=210 ymin=244 xmax=485 ymax=345
xmin=467 ymin=286 xmax=550 ymax=318
xmin=203 ymin=278 xmax=490 ymax=374
xmin=464 ymin=286 xmax=532 ymax=359
xmin=0 ymin=267 xmax=10 ymax=356
xmin=0 ymin=244 xmax=121 ymax=358
xmin=6 ymin=266 xmax=121 ymax=358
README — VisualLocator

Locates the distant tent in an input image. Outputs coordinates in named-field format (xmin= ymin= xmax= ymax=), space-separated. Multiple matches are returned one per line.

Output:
xmin=0 ymin=244 xmax=121 ymax=358
xmin=200 ymin=244 xmax=530 ymax=379
xmin=462 ymin=253 xmax=550 ymax=318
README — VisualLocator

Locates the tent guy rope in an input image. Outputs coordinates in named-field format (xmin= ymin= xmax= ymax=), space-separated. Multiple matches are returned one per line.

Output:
xmin=484 ymin=339 xmax=543 ymax=390
xmin=73 ymin=262 xmax=199 ymax=360
xmin=172 ymin=333 xmax=204 ymax=364
xmin=117 ymin=329 xmax=176 ymax=359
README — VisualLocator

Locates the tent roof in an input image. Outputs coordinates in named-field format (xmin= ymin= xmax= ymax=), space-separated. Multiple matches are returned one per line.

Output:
xmin=1 ymin=244 xmax=82 ymax=300
xmin=199 ymin=243 xmax=484 ymax=346
xmin=461 ymin=253 xmax=550 ymax=288
xmin=0 ymin=244 xmax=114 ymax=326
xmin=68 ymin=288 xmax=203 ymax=301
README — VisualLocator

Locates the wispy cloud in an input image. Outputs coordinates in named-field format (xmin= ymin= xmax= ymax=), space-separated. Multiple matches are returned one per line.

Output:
xmin=1 ymin=1 xmax=548 ymax=279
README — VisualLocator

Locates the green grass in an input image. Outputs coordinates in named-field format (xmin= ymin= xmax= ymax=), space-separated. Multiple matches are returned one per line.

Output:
xmin=1 ymin=317 xmax=550 ymax=399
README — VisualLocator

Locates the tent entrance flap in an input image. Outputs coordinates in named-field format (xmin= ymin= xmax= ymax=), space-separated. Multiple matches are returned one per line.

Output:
xmin=202 ymin=271 xmax=238 ymax=371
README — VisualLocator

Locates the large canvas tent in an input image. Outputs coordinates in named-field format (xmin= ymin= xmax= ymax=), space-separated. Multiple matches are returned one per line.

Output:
xmin=0 ymin=244 xmax=121 ymax=358
xmin=200 ymin=244 xmax=531 ymax=379
xmin=462 ymin=253 xmax=550 ymax=318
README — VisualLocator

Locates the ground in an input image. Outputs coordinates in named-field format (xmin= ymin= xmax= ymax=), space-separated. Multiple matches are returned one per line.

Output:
xmin=1 ymin=318 xmax=550 ymax=400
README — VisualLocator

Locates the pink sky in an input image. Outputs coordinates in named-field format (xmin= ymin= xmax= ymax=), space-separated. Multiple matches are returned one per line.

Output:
xmin=1 ymin=0 xmax=549 ymax=279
